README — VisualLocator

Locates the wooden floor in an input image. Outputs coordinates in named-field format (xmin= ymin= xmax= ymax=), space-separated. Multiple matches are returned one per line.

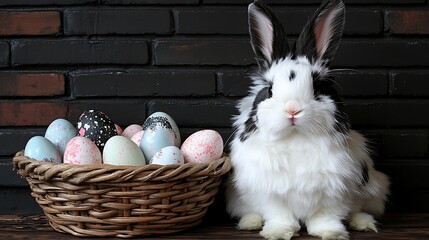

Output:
xmin=1 ymin=214 xmax=429 ymax=239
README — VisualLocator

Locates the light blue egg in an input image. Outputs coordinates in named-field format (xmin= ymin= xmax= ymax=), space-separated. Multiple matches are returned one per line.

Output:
xmin=45 ymin=118 xmax=77 ymax=155
xmin=140 ymin=122 xmax=175 ymax=163
xmin=24 ymin=136 xmax=62 ymax=163
xmin=143 ymin=112 xmax=181 ymax=148
xmin=150 ymin=146 xmax=184 ymax=165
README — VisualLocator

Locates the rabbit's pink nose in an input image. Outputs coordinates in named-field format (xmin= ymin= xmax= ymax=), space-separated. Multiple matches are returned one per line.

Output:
xmin=284 ymin=100 xmax=303 ymax=118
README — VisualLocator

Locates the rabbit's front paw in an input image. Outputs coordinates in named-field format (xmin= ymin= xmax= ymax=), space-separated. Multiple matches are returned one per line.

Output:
xmin=259 ymin=222 xmax=298 ymax=240
xmin=319 ymin=231 xmax=349 ymax=240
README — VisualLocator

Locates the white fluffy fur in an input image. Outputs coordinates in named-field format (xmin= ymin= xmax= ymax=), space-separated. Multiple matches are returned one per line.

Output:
xmin=226 ymin=58 xmax=390 ymax=240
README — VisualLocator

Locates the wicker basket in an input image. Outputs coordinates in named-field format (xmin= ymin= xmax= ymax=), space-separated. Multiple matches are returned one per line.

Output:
xmin=13 ymin=150 xmax=231 ymax=238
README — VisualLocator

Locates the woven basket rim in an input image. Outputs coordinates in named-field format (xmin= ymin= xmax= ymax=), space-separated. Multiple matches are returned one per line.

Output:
xmin=13 ymin=150 xmax=231 ymax=185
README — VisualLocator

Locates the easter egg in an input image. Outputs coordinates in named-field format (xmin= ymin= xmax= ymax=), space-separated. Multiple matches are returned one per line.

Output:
xmin=140 ymin=122 xmax=175 ymax=163
xmin=77 ymin=110 xmax=117 ymax=150
xmin=44 ymin=118 xmax=77 ymax=155
xmin=103 ymin=136 xmax=146 ymax=166
xmin=115 ymin=124 xmax=123 ymax=135
xmin=181 ymin=130 xmax=223 ymax=163
xmin=143 ymin=112 xmax=181 ymax=147
xmin=150 ymin=146 xmax=184 ymax=165
xmin=122 ymin=124 xmax=143 ymax=138
xmin=24 ymin=136 xmax=62 ymax=163
xmin=64 ymin=136 xmax=102 ymax=164
xmin=130 ymin=130 xmax=144 ymax=146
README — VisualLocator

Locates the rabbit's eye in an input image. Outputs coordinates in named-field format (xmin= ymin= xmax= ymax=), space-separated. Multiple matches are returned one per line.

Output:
xmin=268 ymin=85 xmax=273 ymax=97
xmin=289 ymin=70 xmax=296 ymax=81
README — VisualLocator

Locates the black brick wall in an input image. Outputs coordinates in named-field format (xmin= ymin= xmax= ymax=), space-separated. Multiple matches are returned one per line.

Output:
xmin=0 ymin=0 xmax=428 ymax=216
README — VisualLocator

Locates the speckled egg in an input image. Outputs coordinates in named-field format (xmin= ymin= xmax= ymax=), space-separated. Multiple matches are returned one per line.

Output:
xmin=103 ymin=136 xmax=146 ymax=166
xmin=130 ymin=130 xmax=144 ymax=146
xmin=77 ymin=110 xmax=118 ymax=151
xmin=143 ymin=112 xmax=181 ymax=147
xmin=44 ymin=118 xmax=77 ymax=155
xmin=181 ymin=130 xmax=223 ymax=163
xmin=150 ymin=146 xmax=184 ymax=165
xmin=140 ymin=122 xmax=175 ymax=163
xmin=24 ymin=136 xmax=62 ymax=163
xmin=122 ymin=124 xmax=143 ymax=138
xmin=64 ymin=136 xmax=102 ymax=165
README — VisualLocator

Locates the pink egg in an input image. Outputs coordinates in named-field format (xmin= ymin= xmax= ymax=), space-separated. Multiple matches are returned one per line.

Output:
xmin=115 ymin=124 xmax=123 ymax=135
xmin=130 ymin=130 xmax=144 ymax=146
xmin=181 ymin=130 xmax=223 ymax=163
xmin=122 ymin=124 xmax=143 ymax=138
xmin=64 ymin=136 xmax=102 ymax=164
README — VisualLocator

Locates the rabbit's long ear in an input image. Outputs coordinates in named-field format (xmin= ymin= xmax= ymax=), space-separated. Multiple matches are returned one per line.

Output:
xmin=248 ymin=0 xmax=289 ymax=68
xmin=296 ymin=0 xmax=345 ymax=66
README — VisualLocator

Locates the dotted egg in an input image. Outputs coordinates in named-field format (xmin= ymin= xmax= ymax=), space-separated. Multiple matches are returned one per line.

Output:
xmin=77 ymin=110 xmax=118 ymax=151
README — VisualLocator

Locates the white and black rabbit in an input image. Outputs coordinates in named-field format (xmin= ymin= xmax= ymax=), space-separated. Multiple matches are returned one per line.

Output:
xmin=225 ymin=0 xmax=390 ymax=239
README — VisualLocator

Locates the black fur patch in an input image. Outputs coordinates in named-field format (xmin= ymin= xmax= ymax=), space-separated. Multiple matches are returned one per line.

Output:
xmin=295 ymin=0 xmax=345 ymax=66
xmin=313 ymin=74 xmax=350 ymax=134
xmin=239 ymin=86 xmax=272 ymax=142
xmin=360 ymin=162 xmax=369 ymax=187
xmin=249 ymin=1 xmax=290 ymax=68
xmin=289 ymin=70 xmax=296 ymax=81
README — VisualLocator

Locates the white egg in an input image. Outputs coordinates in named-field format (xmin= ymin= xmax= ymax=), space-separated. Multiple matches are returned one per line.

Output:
xmin=150 ymin=146 xmax=184 ymax=165
xmin=140 ymin=122 xmax=175 ymax=163
xmin=63 ymin=136 xmax=102 ymax=165
xmin=44 ymin=118 xmax=77 ymax=155
xmin=143 ymin=112 xmax=181 ymax=147
xmin=24 ymin=136 xmax=62 ymax=163
xmin=181 ymin=130 xmax=223 ymax=163
xmin=103 ymin=136 xmax=146 ymax=166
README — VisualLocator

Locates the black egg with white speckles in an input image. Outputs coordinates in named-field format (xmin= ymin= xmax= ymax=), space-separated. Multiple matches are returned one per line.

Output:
xmin=76 ymin=110 xmax=118 ymax=151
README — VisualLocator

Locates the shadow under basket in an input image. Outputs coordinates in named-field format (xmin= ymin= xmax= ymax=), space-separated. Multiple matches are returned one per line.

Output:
xmin=12 ymin=150 xmax=231 ymax=238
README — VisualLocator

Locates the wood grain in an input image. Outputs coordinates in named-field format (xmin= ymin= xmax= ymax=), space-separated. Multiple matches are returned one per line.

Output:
xmin=1 ymin=214 xmax=428 ymax=240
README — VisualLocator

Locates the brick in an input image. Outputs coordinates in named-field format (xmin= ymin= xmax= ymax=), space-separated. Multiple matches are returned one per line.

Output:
xmin=0 ymin=11 xmax=60 ymax=36
xmin=64 ymin=8 xmax=171 ymax=35
xmin=387 ymin=189 xmax=429 ymax=213
xmin=70 ymin=69 xmax=216 ymax=97
xmin=0 ymin=42 xmax=9 ymax=67
xmin=0 ymin=129 xmax=45 ymax=155
xmin=345 ymin=100 xmax=429 ymax=128
xmin=381 ymin=130 xmax=428 ymax=158
xmin=0 ymin=101 xmax=67 ymax=126
xmin=345 ymin=9 xmax=383 ymax=35
xmin=0 ymin=160 xmax=28 ymax=187
xmin=11 ymin=39 xmax=148 ymax=66
xmin=0 ymin=0 xmax=96 ymax=5
xmin=154 ymin=38 xmax=254 ymax=66
xmin=0 ymin=73 xmax=64 ymax=97
xmin=175 ymin=8 xmax=248 ymax=35
xmin=333 ymin=39 xmax=429 ymax=67
xmin=216 ymin=70 xmax=252 ymax=97
xmin=387 ymin=10 xmax=429 ymax=34
xmin=0 ymin=188 xmax=42 ymax=214
xmin=378 ymin=162 xmax=429 ymax=189
xmin=148 ymin=99 xmax=237 ymax=127
xmin=68 ymin=100 xmax=147 ymax=126
xmin=104 ymin=0 xmax=199 ymax=4
xmin=175 ymin=8 xmax=382 ymax=36
xmin=390 ymin=71 xmax=429 ymax=97
xmin=334 ymin=71 xmax=388 ymax=97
